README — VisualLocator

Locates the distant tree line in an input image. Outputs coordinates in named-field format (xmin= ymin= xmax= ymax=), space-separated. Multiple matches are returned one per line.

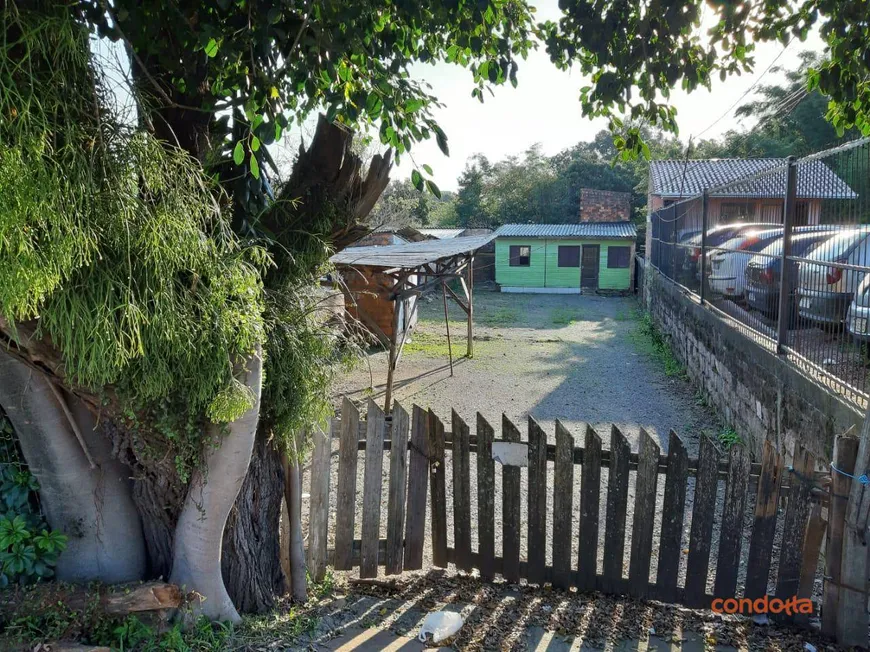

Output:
xmin=369 ymin=53 xmax=856 ymax=231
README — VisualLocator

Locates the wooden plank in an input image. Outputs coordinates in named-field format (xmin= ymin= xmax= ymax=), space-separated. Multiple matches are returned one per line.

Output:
xmin=385 ymin=403 xmax=410 ymax=575
xmin=744 ymin=440 xmax=784 ymax=599
xmin=552 ymin=420 xmax=575 ymax=589
xmin=776 ymin=445 xmax=815 ymax=614
xmin=628 ymin=428 xmax=660 ymax=598
xmin=527 ymin=416 xmax=548 ymax=585
xmin=403 ymin=404 xmax=429 ymax=571
xmin=798 ymin=502 xmax=826 ymax=601
xmin=838 ymin=420 xmax=870 ymax=646
xmin=477 ymin=413 xmax=496 ymax=580
xmin=685 ymin=434 xmax=720 ymax=607
xmin=656 ymin=430 xmax=689 ymax=603
xmin=822 ymin=435 xmax=858 ymax=637
xmin=307 ymin=424 xmax=332 ymax=582
xmin=452 ymin=410 xmax=472 ymax=571
xmin=502 ymin=415 xmax=521 ymax=583
xmin=429 ymin=409 xmax=448 ymax=568
xmin=334 ymin=398 xmax=360 ymax=571
xmin=360 ymin=399 xmax=386 ymax=578
xmin=603 ymin=425 xmax=630 ymax=593
xmin=713 ymin=444 xmax=750 ymax=599
xmin=577 ymin=424 xmax=602 ymax=592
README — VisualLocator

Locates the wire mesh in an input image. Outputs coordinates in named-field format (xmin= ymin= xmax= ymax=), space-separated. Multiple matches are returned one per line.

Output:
xmin=649 ymin=138 xmax=870 ymax=408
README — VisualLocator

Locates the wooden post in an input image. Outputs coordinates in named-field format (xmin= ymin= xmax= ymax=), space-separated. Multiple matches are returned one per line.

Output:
xmin=823 ymin=435 xmax=858 ymax=636
xmin=837 ymin=409 xmax=870 ymax=646
xmin=467 ymin=255 xmax=474 ymax=358
xmin=306 ymin=423 xmax=332 ymax=582
xmin=383 ymin=295 xmax=402 ymax=413
xmin=442 ymin=280 xmax=453 ymax=376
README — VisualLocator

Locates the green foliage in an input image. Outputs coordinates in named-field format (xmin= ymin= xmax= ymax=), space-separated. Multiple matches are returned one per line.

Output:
xmin=630 ymin=311 xmax=687 ymax=380
xmin=717 ymin=426 xmax=744 ymax=450
xmin=0 ymin=413 xmax=66 ymax=587
xmin=551 ymin=308 xmax=583 ymax=326
xmin=1 ymin=11 xmax=265 ymax=425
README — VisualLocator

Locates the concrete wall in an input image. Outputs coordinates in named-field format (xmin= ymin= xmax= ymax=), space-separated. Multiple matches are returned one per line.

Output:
xmin=496 ymin=238 xmax=634 ymax=290
xmin=645 ymin=265 xmax=861 ymax=464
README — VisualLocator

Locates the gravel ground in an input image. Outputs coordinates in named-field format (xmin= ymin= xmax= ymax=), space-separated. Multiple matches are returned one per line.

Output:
xmin=302 ymin=290 xmax=807 ymax=614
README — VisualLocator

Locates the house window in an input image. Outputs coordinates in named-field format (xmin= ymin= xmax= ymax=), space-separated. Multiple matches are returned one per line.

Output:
xmin=720 ymin=203 xmax=749 ymax=221
xmin=795 ymin=201 xmax=810 ymax=226
xmin=509 ymin=245 xmax=531 ymax=267
xmin=607 ymin=246 xmax=631 ymax=268
xmin=557 ymin=246 xmax=580 ymax=267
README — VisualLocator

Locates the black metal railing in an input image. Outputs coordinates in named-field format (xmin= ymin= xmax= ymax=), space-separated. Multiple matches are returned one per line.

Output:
xmin=649 ymin=138 xmax=870 ymax=407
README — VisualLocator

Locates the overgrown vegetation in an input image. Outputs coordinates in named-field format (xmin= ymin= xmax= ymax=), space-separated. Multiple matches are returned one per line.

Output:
xmin=717 ymin=426 xmax=744 ymax=450
xmin=629 ymin=311 xmax=687 ymax=379
xmin=0 ymin=413 xmax=65 ymax=587
xmin=551 ymin=307 xmax=584 ymax=325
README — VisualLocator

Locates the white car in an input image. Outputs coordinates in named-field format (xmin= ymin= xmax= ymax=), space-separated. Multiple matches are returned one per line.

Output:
xmin=707 ymin=229 xmax=783 ymax=298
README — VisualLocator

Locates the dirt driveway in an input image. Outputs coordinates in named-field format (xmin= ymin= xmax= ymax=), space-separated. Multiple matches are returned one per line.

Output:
xmin=334 ymin=289 xmax=718 ymax=455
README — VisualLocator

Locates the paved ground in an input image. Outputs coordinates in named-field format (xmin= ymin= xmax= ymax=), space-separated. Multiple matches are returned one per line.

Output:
xmin=333 ymin=290 xmax=718 ymax=455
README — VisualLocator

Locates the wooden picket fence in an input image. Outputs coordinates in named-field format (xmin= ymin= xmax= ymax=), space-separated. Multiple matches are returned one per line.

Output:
xmin=305 ymin=398 xmax=859 ymax=635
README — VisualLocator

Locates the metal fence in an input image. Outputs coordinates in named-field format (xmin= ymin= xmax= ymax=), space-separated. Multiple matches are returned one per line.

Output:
xmin=649 ymin=137 xmax=870 ymax=407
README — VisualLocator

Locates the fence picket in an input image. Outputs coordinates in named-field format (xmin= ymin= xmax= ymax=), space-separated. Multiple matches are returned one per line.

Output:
xmin=822 ymin=436 xmax=858 ymax=636
xmin=685 ymin=434 xmax=719 ymax=607
xmin=385 ymin=403 xmax=410 ymax=575
xmin=656 ymin=430 xmax=688 ymax=603
xmin=429 ymin=409 xmax=448 ymax=568
xmin=403 ymin=405 xmax=429 ymax=571
xmin=334 ymin=398 xmax=359 ymax=571
xmin=714 ymin=444 xmax=750 ymax=598
xmin=775 ymin=445 xmax=815 ymax=611
xmin=745 ymin=440 xmax=784 ymax=599
xmin=552 ymin=420 xmax=574 ymax=589
xmin=628 ymin=428 xmax=660 ymax=597
xmin=360 ymin=399 xmax=385 ymax=578
xmin=527 ymin=417 xmax=548 ymax=584
xmin=502 ymin=415 xmax=522 ymax=583
xmin=307 ymin=424 xmax=332 ymax=582
xmin=578 ymin=424 xmax=602 ymax=591
xmin=477 ymin=413 xmax=496 ymax=581
xmin=603 ymin=425 xmax=630 ymax=593
xmin=799 ymin=502 xmax=826 ymax=602
xmin=452 ymin=410 xmax=472 ymax=571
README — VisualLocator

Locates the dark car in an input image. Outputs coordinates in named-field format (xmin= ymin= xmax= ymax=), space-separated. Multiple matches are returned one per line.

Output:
xmin=680 ymin=222 xmax=780 ymax=285
xmin=745 ymin=231 xmax=841 ymax=320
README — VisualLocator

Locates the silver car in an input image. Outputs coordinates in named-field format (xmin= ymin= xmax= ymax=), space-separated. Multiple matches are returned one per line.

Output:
xmin=847 ymin=274 xmax=870 ymax=341
xmin=796 ymin=229 xmax=870 ymax=326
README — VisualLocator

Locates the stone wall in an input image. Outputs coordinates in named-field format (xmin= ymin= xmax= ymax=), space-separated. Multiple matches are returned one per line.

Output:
xmin=580 ymin=188 xmax=630 ymax=222
xmin=645 ymin=264 xmax=861 ymax=464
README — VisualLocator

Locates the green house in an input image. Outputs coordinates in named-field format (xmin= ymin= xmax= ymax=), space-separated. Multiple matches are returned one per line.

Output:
xmin=494 ymin=223 xmax=637 ymax=293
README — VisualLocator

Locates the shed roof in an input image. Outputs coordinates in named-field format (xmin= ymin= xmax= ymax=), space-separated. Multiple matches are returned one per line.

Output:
xmin=330 ymin=233 xmax=496 ymax=268
xmin=418 ymin=228 xmax=464 ymax=239
xmin=649 ymin=158 xmax=856 ymax=199
xmin=495 ymin=222 xmax=637 ymax=239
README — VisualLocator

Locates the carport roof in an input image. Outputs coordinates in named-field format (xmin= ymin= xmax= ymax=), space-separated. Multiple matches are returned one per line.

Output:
xmin=495 ymin=222 xmax=637 ymax=239
xmin=330 ymin=232 xmax=496 ymax=268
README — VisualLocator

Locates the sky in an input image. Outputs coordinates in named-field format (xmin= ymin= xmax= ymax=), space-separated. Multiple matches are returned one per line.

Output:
xmin=376 ymin=0 xmax=827 ymax=191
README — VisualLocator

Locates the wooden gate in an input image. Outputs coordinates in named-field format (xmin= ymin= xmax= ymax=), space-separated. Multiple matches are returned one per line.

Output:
xmin=306 ymin=398 xmax=857 ymax=635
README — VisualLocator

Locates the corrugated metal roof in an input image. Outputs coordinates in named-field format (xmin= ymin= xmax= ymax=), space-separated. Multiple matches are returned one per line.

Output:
xmin=649 ymin=158 xmax=856 ymax=198
xmin=418 ymin=228 xmax=463 ymax=239
xmin=330 ymin=233 xmax=496 ymax=268
xmin=495 ymin=222 xmax=637 ymax=239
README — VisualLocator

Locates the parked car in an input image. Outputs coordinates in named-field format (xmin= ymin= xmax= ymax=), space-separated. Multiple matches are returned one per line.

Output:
xmin=847 ymin=274 xmax=870 ymax=341
xmin=796 ymin=229 xmax=870 ymax=327
xmin=707 ymin=228 xmax=784 ymax=298
xmin=680 ymin=222 xmax=779 ymax=284
xmin=745 ymin=230 xmax=843 ymax=320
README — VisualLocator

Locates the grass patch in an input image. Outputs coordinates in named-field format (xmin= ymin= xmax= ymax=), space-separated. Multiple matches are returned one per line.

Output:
xmin=629 ymin=310 xmax=687 ymax=379
xmin=551 ymin=307 xmax=583 ymax=325
xmin=613 ymin=308 xmax=633 ymax=321
xmin=479 ymin=307 xmax=519 ymax=326
xmin=404 ymin=332 xmax=465 ymax=358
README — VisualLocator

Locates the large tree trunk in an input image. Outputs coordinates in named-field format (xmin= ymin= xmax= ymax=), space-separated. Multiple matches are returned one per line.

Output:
xmin=169 ymin=348 xmax=263 ymax=623
xmin=221 ymin=429 xmax=286 ymax=613
xmin=0 ymin=350 xmax=146 ymax=583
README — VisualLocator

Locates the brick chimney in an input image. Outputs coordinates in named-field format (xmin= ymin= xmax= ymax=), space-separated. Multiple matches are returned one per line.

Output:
xmin=579 ymin=188 xmax=631 ymax=222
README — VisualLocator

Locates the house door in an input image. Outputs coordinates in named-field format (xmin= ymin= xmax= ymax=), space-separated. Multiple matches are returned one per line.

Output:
xmin=581 ymin=245 xmax=600 ymax=289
